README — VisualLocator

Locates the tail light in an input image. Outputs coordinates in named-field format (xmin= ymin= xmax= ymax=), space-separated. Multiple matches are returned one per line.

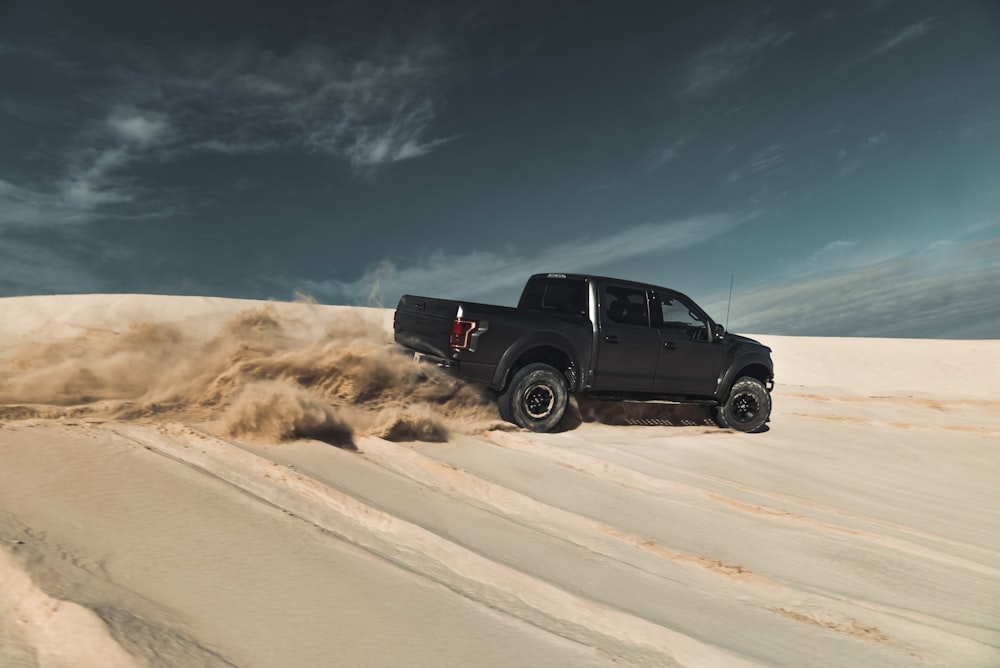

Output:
xmin=450 ymin=318 xmax=478 ymax=350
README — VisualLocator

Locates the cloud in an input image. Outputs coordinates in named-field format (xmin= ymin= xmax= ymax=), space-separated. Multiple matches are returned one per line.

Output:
xmin=0 ymin=233 xmax=108 ymax=295
xmin=838 ymin=16 xmax=940 ymax=71
xmin=781 ymin=238 xmax=910 ymax=280
xmin=128 ymin=42 xmax=454 ymax=169
xmin=0 ymin=169 xmax=148 ymax=229
xmin=723 ymin=238 xmax=1000 ymax=338
xmin=288 ymin=210 xmax=760 ymax=306
xmin=0 ymin=178 xmax=89 ymax=227
xmin=106 ymin=109 xmax=171 ymax=147
xmin=650 ymin=136 xmax=689 ymax=170
xmin=725 ymin=144 xmax=784 ymax=182
xmin=794 ymin=239 xmax=860 ymax=270
xmin=868 ymin=18 xmax=938 ymax=59
xmin=836 ymin=132 xmax=890 ymax=176
xmin=679 ymin=28 xmax=793 ymax=97
xmin=0 ymin=106 xmax=174 ymax=228
xmin=62 ymin=145 xmax=136 ymax=207
xmin=1 ymin=39 xmax=454 ymax=229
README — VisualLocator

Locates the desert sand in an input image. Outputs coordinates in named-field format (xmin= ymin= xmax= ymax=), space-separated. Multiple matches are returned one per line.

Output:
xmin=1 ymin=294 xmax=998 ymax=667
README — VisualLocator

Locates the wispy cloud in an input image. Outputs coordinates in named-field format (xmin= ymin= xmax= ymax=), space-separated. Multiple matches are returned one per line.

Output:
xmin=106 ymin=109 xmax=171 ymax=148
xmin=725 ymin=143 xmax=784 ymax=182
xmin=836 ymin=132 xmax=889 ymax=176
xmin=789 ymin=239 xmax=861 ymax=274
xmin=0 ymin=178 xmax=91 ymax=227
xmin=0 ymin=39 xmax=454 ymax=230
xmin=286 ymin=211 xmax=760 ymax=306
xmin=0 ymin=233 xmax=109 ymax=295
xmin=0 ymin=106 xmax=174 ymax=228
xmin=679 ymin=28 xmax=793 ymax=97
xmin=650 ymin=136 xmax=689 ymax=170
xmin=782 ymin=237 xmax=912 ymax=280
xmin=868 ymin=17 xmax=938 ymax=59
xmin=131 ymin=42 xmax=455 ymax=168
xmin=723 ymin=238 xmax=1000 ymax=338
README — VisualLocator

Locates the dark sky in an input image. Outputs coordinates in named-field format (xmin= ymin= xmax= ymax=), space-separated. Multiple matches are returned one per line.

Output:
xmin=2 ymin=0 xmax=999 ymax=337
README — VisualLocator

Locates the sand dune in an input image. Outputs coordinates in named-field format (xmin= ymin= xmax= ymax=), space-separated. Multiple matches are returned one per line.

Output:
xmin=1 ymin=295 xmax=998 ymax=667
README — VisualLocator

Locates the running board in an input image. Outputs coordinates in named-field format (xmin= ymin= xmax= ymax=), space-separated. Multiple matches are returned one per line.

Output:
xmin=586 ymin=394 xmax=718 ymax=406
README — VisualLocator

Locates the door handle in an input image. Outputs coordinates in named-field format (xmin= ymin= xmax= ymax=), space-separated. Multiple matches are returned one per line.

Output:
xmin=662 ymin=341 xmax=676 ymax=350
xmin=604 ymin=335 xmax=619 ymax=344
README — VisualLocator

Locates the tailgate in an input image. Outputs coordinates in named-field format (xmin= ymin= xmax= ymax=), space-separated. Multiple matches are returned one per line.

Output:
xmin=393 ymin=295 xmax=459 ymax=358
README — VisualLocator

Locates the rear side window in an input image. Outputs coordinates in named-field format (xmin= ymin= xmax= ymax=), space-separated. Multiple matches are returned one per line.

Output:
xmin=603 ymin=285 xmax=649 ymax=326
xmin=519 ymin=278 xmax=587 ymax=316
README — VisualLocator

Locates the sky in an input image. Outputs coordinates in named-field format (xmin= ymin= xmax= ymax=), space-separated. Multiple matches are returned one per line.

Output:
xmin=1 ymin=0 xmax=999 ymax=338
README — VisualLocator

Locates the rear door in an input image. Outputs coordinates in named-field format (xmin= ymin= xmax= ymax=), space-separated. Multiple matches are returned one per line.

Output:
xmin=592 ymin=283 xmax=660 ymax=391
xmin=652 ymin=291 xmax=724 ymax=396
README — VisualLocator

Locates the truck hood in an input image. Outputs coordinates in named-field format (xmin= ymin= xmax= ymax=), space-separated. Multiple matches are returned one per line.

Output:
xmin=727 ymin=333 xmax=771 ymax=352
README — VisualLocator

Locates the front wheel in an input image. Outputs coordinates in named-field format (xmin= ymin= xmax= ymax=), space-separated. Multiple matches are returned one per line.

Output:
xmin=715 ymin=377 xmax=771 ymax=433
xmin=497 ymin=363 xmax=568 ymax=432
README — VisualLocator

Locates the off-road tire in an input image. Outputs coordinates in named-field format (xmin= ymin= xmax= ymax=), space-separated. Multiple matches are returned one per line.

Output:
xmin=715 ymin=376 xmax=771 ymax=433
xmin=497 ymin=363 xmax=568 ymax=432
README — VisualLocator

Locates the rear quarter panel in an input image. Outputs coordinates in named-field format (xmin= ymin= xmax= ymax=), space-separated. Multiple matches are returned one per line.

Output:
xmin=475 ymin=314 xmax=593 ymax=390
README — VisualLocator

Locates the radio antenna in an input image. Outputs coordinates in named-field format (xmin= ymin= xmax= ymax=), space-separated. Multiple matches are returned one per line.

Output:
xmin=725 ymin=273 xmax=734 ymax=331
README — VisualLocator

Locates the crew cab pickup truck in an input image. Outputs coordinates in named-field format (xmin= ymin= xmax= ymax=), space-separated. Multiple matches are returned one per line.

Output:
xmin=393 ymin=273 xmax=774 ymax=432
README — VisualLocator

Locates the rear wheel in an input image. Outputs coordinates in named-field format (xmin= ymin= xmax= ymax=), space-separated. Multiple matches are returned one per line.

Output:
xmin=715 ymin=377 xmax=771 ymax=433
xmin=497 ymin=363 xmax=568 ymax=432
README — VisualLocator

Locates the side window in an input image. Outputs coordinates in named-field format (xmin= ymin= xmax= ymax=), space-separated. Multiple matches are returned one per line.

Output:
xmin=518 ymin=278 xmax=587 ymax=316
xmin=541 ymin=283 xmax=587 ymax=316
xmin=603 ymin=286 xmax=649 ymax=327
xmin=660 ymin=296 xmax=709 ymax=339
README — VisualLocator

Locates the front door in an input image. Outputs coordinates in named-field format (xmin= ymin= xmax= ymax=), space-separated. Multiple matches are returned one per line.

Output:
xmin=653 ymin=293 xmax=725 ymax=396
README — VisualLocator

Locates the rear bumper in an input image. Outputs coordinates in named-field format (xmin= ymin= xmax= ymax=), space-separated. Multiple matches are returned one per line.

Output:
xmin=409 ymin=351 xmax=497 ymax=387
xmin=411 ymin=351 xmax=456 ymax=369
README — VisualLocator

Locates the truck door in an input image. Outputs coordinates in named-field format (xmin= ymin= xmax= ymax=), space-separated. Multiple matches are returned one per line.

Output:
xmin=652 ymin=292 xmax=725 ymax=396
xmin=593 ymin=284 xmax=660 ymax=391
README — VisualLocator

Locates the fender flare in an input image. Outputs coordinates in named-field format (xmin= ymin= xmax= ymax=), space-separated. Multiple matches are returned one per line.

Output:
xmin=491 ymin=331 xmax=584 ymax=391
xmin=717 ymin=352 xmax=774 ymax=400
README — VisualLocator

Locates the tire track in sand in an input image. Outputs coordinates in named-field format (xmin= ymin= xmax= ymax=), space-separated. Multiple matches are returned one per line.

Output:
xmin=346 ymin=435 xmax=974 ymax=665
xmin=483 ymin=431 xmax=1000 ymax=580
xmin=111 ymin=422 xmax=760 ymax=668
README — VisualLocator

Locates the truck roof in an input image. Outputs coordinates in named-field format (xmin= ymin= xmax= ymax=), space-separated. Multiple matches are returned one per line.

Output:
xmin=527 ymin=273 xmax=692 ymax=298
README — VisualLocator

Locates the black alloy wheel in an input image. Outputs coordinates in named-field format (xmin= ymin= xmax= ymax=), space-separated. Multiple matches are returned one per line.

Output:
xmin=497 ymin=363 xmax=569 ymax=432
xmin=715 ymin=376 xmax=771 ymax=433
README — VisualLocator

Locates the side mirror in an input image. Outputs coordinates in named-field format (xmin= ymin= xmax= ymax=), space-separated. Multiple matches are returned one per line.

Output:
xmin=713 ymin=323 xmax=725 ymax=341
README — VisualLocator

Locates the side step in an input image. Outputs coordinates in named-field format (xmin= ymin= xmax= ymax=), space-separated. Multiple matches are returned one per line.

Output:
xmin=586 ymin=394 xmax=718 ymax=406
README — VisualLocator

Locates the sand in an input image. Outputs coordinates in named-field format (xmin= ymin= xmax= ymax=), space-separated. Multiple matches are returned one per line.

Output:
xmin=1 ymin=294 xmax=997 ymax=667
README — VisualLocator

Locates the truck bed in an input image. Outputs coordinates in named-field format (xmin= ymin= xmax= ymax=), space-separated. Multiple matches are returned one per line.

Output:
xmin=394 ymin=293 xmax=592 ymax=389
xmin=393 ymin=295 xmax=520 ymax=360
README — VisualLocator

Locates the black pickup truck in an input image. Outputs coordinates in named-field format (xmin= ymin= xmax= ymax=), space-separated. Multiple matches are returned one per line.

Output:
xmin=393 ymin=273 xmax=773 ymax=433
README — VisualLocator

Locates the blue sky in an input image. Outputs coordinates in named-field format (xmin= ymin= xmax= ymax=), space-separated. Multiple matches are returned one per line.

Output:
xmin=1 ymin=0 xmax=998 ymax=338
